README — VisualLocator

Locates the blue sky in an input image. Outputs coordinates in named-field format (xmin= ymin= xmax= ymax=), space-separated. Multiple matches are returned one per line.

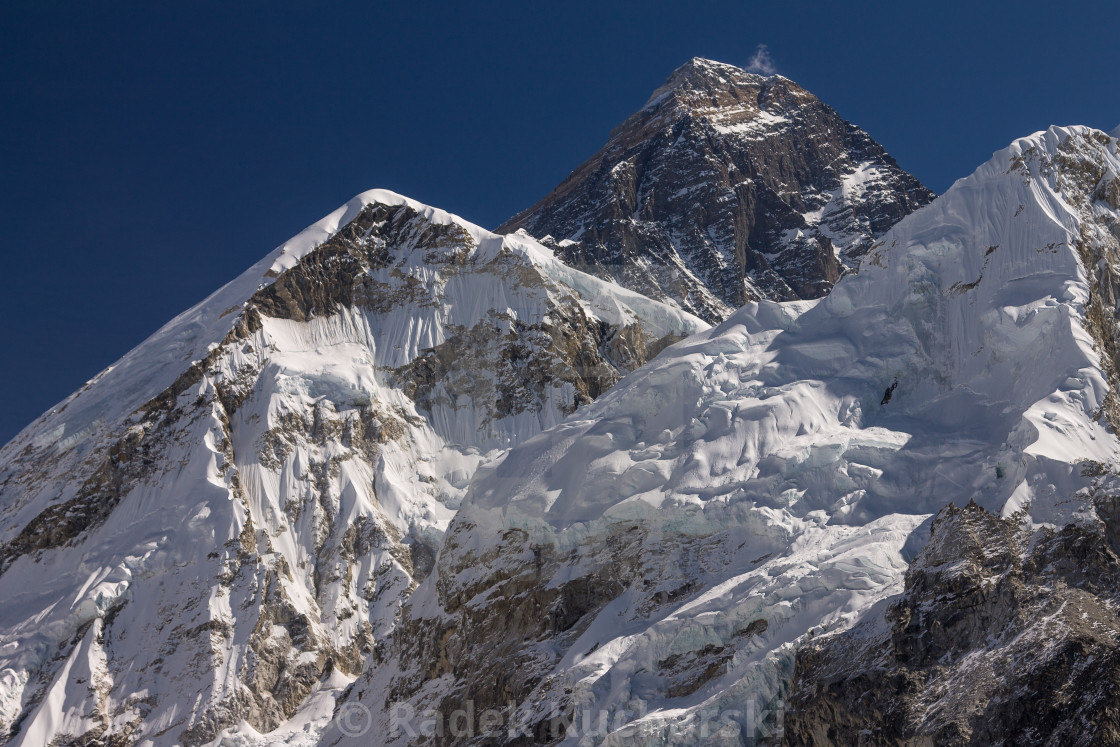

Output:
xmin=2 ymin=0 xmax=1118 ymax=442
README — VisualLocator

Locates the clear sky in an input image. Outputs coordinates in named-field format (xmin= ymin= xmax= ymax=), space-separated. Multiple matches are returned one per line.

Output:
xmin=2 ymin=0 xmax=1119 ymax=443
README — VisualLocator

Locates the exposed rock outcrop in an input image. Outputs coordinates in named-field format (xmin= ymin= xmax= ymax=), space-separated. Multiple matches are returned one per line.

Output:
xmin=499 ymin=58 xmax=935 ymax=322
xmin=784 ymin=495 xmax=1120 ymax=746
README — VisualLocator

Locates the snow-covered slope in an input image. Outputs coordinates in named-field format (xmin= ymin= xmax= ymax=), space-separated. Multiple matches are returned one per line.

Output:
xmin=499 ymin=58 xmax=935 ymax=322
xmin=0 ymin=191 xmax=704 ymax=746
xmin=342 ymin=126 xmax=1120 ymax=745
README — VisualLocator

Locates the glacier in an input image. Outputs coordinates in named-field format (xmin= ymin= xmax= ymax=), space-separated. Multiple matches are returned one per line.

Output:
xmin=335 ymin=125 xmax=1120 ymax=745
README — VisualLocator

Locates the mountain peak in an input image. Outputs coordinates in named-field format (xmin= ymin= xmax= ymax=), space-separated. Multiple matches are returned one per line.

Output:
xmin=671 ymin=56 xmax=761 ymax=81
xmin=642 ymin=56 xmax=781 ymax=112
xmin=0 ymin=183 xmax=706 ymax=746
xmin=499 ymin=59 xmax=934 ymax=322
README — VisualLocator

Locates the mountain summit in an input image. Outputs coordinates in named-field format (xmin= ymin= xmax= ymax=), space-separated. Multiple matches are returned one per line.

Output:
xmin=0 ymin=191 xmax=703 ymax=746
xmin=499 ymin=57 xmax=935 ymax=321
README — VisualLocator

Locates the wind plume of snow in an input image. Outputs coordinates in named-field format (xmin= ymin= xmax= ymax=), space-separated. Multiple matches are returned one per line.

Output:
xmin=745 ymin=44 xmax=777 ymax=75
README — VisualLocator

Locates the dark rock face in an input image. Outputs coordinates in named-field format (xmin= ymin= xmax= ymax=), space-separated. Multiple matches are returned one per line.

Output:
xmin=783 ymin=496 xmax=1120 ymax=746
xmin=498 ymin=58 xmax=935 ymax=322
xmin=392 ymin=311 xmax=681 ymax=427
xmin=376 ymin=520 xmax=651 ymax=746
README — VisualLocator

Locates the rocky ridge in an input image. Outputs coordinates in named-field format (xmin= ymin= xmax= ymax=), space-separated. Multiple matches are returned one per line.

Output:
xmin=499 ymin=57 xmax=935 ymax=322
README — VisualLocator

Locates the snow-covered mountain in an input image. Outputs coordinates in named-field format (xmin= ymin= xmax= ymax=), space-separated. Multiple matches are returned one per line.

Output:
xmin=0 ymin=191 xmax=704 ymax=746
xmin=337 ymin=125 xmax=1120 ymax=745
xmin=498 ymin=58 xmax=935 ymax=322
xmin=3 ymin=56 xmax=1119 ymax=746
